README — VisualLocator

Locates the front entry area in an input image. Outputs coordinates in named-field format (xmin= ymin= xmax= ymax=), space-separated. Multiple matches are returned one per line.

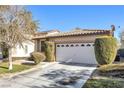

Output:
xmin=56 ymin=43 xmax=97 ymax=64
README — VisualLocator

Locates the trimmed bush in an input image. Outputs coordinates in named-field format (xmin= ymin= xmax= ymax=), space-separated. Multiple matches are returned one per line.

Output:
xmin=30 ymin=52 xmax=46 ymax=64
xmin=44 ymin=41 xmax=55 ymax=62
xmin=94 ymin=37 xmax=117 ymax=65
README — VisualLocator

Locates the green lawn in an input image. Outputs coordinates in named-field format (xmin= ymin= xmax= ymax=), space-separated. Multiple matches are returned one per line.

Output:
xmin=0 ymin=62 xmax=34 ymax=74
xmin=83 ymin=63 xmax=124 ymax=88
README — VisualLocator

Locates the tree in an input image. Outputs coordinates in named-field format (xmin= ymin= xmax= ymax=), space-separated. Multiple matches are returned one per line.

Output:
xmin=0 ymin=6 xmax=38 ymax=70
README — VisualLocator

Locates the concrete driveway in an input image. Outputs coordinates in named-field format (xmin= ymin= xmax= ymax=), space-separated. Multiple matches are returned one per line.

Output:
xmin=0 ymin=62 xmax=96 ymax=88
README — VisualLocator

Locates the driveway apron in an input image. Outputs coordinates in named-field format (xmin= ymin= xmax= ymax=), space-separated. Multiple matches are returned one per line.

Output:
xmin=0 ymin=62 xmax=96 ymax=88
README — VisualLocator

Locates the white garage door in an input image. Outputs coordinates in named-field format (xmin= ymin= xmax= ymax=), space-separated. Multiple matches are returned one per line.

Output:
xmin=56 ymin=43 xmax=97 ymax=64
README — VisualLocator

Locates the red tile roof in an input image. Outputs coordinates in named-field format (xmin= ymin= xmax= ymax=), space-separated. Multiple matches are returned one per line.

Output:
xmin=32 ymin=29 xmax=112 ymax=40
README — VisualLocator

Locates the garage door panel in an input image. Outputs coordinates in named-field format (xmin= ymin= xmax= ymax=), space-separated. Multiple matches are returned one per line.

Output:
xmin=56 ymin=43 xmax=97 ymax=64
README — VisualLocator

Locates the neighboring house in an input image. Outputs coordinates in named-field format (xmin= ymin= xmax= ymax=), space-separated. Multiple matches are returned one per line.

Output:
xmin=12 ymin=41 xmax=34 ymax=58
xmin=33 ymin=27 xmax=114 ymax=64
xmin=11 ymin=35 xmax=35 ymax=58
xmin=0 ymin=37 xmax=35 ymax=58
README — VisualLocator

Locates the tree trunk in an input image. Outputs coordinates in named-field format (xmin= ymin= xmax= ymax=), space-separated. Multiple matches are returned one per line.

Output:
xmin=8 ymin=48 xmax=13 ymax=70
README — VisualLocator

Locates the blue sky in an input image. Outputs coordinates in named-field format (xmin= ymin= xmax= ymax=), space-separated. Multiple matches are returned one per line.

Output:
xmin=26 ymin=5 xmax=124 ymax=40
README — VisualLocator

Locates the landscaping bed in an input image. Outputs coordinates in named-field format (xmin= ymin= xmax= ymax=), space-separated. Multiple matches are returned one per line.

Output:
xmin=83 ymin=63 xmax=124 ymax=88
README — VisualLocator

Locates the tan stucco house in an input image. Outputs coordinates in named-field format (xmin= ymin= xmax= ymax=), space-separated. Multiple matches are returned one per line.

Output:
xmin=33 ymin=27 xmax=114 ymax=64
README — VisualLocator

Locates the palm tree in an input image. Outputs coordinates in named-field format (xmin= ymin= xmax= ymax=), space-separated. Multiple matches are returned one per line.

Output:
xmin=0 ymin=5 xmax=38 ymax=70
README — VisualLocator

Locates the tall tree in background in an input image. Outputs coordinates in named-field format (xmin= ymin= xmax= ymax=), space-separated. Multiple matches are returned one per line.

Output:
xmin=0 ymin=6 xmax=38 ymax=70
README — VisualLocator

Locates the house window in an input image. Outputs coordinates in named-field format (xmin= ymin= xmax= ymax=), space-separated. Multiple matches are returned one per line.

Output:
xmin=25 ymin=45 xmax=28 ymax=54
xmin=66 ymin=44 xmax=69 ymax=47
xmin=87 ymin=44 xmax=91 ymax=46
xmin=75 ymin=44 xmax=79 ymax=47
xmin=71 ymin=44 xmax=74 ymax=47
xmin=61 ymin=45 xmax=64 ymax=47
xmin=81 ymin=44 xmax=85 ymax=46
xmin=57 ymin=45 xmax=60 ymax=47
